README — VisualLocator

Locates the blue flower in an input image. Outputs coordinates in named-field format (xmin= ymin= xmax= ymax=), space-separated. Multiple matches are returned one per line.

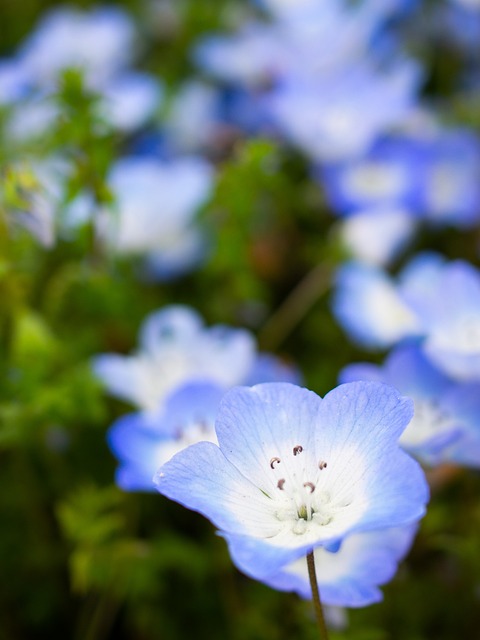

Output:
xmin=337 ymin=205 xmax=416 ymax=267
xmin=155 ymin=382 xmax=428 ymax=576
xmin=17 ymin=6 xmax=135 ymax=89
xmin=320 ymin=135 xmax=424 ymax=215
xmin=99 ymin=155 xmax=214 ymax=277
xmin=108 ymin=382 xmax=225 ymax=491
xmin=321 ymin=129 xmax=480 ymax=228
xmin=332 ymin=261 xmax=422 ymax=349
xmin=266 ymin=59 xmax=421 ymax=162
xmin=340 ymin=344 xmax=478 ymax=465
xmin=334 ymin=253 xmax=480 ymax=381
xmin=93 ymin=305 xmax=255 ymax=413
xmin=100 ymin=308 xmax=303 ymax=490
xmin=227 ymin=523 xmax=418 ymax=607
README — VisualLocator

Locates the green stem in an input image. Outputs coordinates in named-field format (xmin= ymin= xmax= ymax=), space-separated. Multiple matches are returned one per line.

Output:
xmin=306 ymin=551 xmax=329 ymax=640
xmin=257 ymin=263 xmax=332 ymax=352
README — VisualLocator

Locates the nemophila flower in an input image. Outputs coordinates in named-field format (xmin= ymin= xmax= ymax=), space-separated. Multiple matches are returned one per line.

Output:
xmin=266 ymin=60 xmax=421 ymax=162
xmin=334 ymin=253 xmax=480 ymax=382
xmin=93 ymin=305 xmax=256 ymax=414
xmin=401 ymin=257 xmax=480 ymax=382
xmin=228 ymin=523 xmax=418 ymax=606
xmin=196 ymin=4 xmax=381 ymax=88
xmin=321 ymin=129 xmax=480 ymax=227
xmin=337 ymin=205 xmax=416 ymax=267
xmin=155 ymin=382 xmax=428 ymax=578
xmin=17 ymin=6 xmax=135 ymax=89
xmin=102 ymin=312 xmax=302 ymax=491
xmin=1 ymin=6 xmax=163 ymax=138
xmin=108 ymin=382 xmax=224 ymax=491
xmin=320 ymin=136 xmax=424 ymax=215
xmin=332 ymin=261 xmax=422 ymax=349
xmin=98 ymin=155 xmax=213 ymax=277
xmin=340 ymin=344 xmax=469 ymax=465
xmin=419 ymin=129 xmax=480 ymax=228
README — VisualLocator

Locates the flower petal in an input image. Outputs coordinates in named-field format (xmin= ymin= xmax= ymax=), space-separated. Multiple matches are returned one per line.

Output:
xmin=154 ymin=442 xmax=279 ymax=537
xmin=215 ymin=383 xmax=322 ymax=493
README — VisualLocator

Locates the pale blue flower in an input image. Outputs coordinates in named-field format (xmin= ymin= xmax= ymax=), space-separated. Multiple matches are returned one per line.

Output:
xmin=334 ymin=254 xmax=480 ymax=382
xmin=320 ymin=135 xmax=424 ymax=215
xmin=227 ymin=523 xmax=418 ymax=607
xmin=267 ymin=59 xmax=421 ymax=162
xmin=2 ymin=6 xmax=163 ymax=137
xmin=333 ymin=261 xmax=422 ymax=349
xmin=337 ymin=205 xmax=416 ymax=266
xmin=419 ymin=130 xmax=480 ymax=228
xmin=93 ymin=305 xmax=256 ymax=414
xmin=155 ymin=382 xmax=428 ymax=576
xmin=402 ymin=258 xmax=480 ymax=381
xmin=340 ymin=344 xmax=470 ymax=465
xmin=108 ymin=382 xmax=224 ymax=491
xmin=98 ymin=155 xmax=213 ymax=277
xmin=98 ymin=72 xmax=163 ymax=132
xmin=0 ymin=59 xmax=30 ymax=105
xmin=17 ymin=6 xmax=135 ymax=89
xmin=102 ymin=313 xmax=303 ymax=491
xmin=321 ymin=129 xmax=480 ymax=227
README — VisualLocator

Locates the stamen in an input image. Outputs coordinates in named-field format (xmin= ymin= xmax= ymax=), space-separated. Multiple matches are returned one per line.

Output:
xmin=318 ymin=460 xmax=327 ymax=470
xmin=277 ymin=478 xmax=286 ymax=490
xmin=270 ymin=457 xmax=281 ymax=469
xmin=293 ymin=445 xmax=303 ymax=456
xmin=303 ymin=482 xmax=315 ymax=493
xmin=293 ymin=518 xmax=307 ymax=535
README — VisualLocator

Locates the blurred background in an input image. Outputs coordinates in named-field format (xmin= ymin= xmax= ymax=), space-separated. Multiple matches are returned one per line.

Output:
xmin=1 ymin=0 xmax=480 ymax=638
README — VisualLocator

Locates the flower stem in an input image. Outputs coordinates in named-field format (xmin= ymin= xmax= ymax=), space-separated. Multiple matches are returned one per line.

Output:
xmin=306 ymin=551 xmax=329 ymax=640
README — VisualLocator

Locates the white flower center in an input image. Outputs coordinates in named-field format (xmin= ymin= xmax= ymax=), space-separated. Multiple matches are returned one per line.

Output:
xmin=155 ymin=420 xmax=217 ymax=469
xmin=400 ymin=399 xmax=457 ymax=447
xmin=266 ymin=445 xmax=353 ymax=540
xmin=342 ymin=162 xmax=407 ymax=200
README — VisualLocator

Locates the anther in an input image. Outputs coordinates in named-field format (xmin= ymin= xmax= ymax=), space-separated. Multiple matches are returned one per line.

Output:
xmin=277 ymin=478 xmax=286 ymax=490
xmin=293 ymin=445 xmax=303 ymax=456
xmin=318 ymin=460 xmax=327 ymax=470
xmin=270 ymin=457 xmax=281 ymax=469
xmin=303 ymin=482 xmax=315 ymax=493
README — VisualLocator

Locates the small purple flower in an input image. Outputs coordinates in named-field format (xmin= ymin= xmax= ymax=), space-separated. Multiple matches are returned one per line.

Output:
xmin=320 ymin=135 xmax=424 ymax=215
xmin=155 ymin=382 xmax=428 ymax=578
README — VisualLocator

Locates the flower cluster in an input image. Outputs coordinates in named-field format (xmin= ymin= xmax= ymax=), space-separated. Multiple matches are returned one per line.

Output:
xmin=3 ymin=0 xmax=480 ymax=635
xmin=334 ymin=254 xmax=480 ymax=467
xmin=94 ymin=305 xmax=301 ymax=491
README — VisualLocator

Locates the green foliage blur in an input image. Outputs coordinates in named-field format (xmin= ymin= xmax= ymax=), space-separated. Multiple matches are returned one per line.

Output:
xmin=1 ymin=1 xmax=480 ymax=639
